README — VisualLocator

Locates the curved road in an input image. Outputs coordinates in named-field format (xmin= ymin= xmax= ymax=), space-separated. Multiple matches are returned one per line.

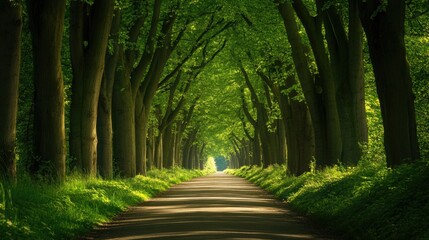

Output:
xmin=83 ymin=172 xmax=333 ymax=240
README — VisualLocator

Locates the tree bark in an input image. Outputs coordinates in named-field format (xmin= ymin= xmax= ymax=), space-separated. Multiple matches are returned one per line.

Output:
xmin=113 ymin=51 xmax=136 ymax=177
xmin=277 ymin=1 xmax=338 ymax=168
xmin=0 ymin=2 xmax=22 ymax=182
xmin=285 ymin=76 xmax=314 ymax=175
xmin=317 ymin=0 xmax=368 ymax=165
xmin=252 ymin=132 xmax=261 ymax=165
xmin=153 ymin=132 xmax=163 ymax=169
xmin=258 ymin=67 xmax=313 ymax=174
xmin=97 ymin=10 xmax=121 ymax=179
xmin=28 ymin=0 xmax=67 ymax=182
xmin=173 ymin=129 xmax=183 ymax=167
xmin=358 ymin=0 xmax=420 ymax=166
xmin=291 ymin=0 xmax=342 ymax=166
xmin=183 ymin=129 xmax=198 ymax=169
xmin=162 ymin=125 xmax=175 ymax=168
xmin=135 ymin=90 xmax=148 ymax=175
xmin=147 ymin=123 xmax=156 ymax=170
xmin=70 ymin=0 xmax=115 ymax=177
xmin=112 ymin=1 xmax=171 ymax=176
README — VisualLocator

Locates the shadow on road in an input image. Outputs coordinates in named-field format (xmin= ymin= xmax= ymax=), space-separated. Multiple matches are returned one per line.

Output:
xmin=83 ymin=173 xmax=333 ymax=240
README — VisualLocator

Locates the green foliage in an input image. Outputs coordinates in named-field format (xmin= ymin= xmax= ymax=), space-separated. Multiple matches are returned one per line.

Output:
xmin=0 ymin=169 xmax=206 ymax=240
xmin=226 ymin=159 xmax=429 ymax=239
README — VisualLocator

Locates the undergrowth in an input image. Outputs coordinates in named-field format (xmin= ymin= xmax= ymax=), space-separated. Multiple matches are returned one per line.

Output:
xmin=226 ymin=159 xmax=429 ymax=239
xmin=0 ymin=168 xmax=209 ymax=240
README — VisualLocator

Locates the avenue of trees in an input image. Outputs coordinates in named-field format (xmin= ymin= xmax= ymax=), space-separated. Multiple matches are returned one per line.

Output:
xmin=0 ymin=0 xmax=428 ymax=182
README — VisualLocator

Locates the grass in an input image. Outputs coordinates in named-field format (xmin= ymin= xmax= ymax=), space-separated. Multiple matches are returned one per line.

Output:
xmin=0 ymin=168 xmax=211 ymax=240
xmin=225 ymin=159 xmax=429 ymax=239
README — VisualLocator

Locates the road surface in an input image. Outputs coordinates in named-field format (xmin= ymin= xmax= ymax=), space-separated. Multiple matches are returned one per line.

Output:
xmin=83 ymin=172 xmax=333 ymax=240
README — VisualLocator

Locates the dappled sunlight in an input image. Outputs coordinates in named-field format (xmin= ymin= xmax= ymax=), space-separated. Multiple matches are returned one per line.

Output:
xmin=104 ymin=231 xmax=317 ymax=240
xmin=84 ymin=173 xmax=329 ymax=240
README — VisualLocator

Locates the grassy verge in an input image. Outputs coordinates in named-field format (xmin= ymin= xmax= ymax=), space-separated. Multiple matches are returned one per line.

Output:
xmin=0 ymin=168 xmax=211 ymax=239
xmin=225 ymin=160 xmax=429 ymax=239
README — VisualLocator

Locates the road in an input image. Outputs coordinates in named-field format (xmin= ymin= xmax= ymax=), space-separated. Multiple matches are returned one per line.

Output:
xmin=83 ymin=172 xmax=333 ymax=240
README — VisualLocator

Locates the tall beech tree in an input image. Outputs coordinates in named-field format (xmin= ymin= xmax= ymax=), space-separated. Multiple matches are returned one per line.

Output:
xmin=110 ymin=0 xmax=157 ymax=177
xmin=357 ymin=0 xmax=420 ymax=166
xmin=240 ymin=64 xmax=286 ymax=166
xmin=256 ymin=67 xmax=314 ymax=175
xmin=276 ymin=0 xmax=367 ymax=167
xmin=0 ymin=1 xmax=22 ymax=181
xmin=155 ymin=72 xmax=190 ymax=169
xmin=28 ymin=0 xmax=67 ymax=182
xmin=276 ymin=1 xmax=325 ymax=169
xmin=314 ymin=0 xmax=368 ymax=165
xmin=69 ymin=0 xmax=115 ymax=177
xmin=112 ymin=0 xmax=172 ymax=177
xmin=171 ymin=99 xmax=198 ymax=168
xmin=97 ymin=10 xmax=121 ymax=179
xmin=288 ymin=0 xmax=342 ymax=167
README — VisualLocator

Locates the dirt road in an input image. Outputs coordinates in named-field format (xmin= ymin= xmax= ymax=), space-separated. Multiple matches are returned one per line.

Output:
xmin=83 ymin=172 xmax=333 ymax=239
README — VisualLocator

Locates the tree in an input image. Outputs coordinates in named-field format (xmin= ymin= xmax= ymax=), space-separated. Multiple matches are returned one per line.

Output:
xmin=112 ymin=0 xmax=162 ymax=177
xmin=97 ymin=10 xmax=121 ymax=179
xmin=240 ymin=64 xmax=286 ymax=166
xmin=111 ymin=0 xmax=231 ymax=176
xmin=287 ymin=0 xmax=342 ymax=167
xmin=315 ymin=0 xmax=368 ymax=165
xmin=69 ymin=0 xmax=115 ymax=177
xmin=357 ymin=0 xmax=420 ymax=166
xmin=154 ymin=38 xmax=227 ymax=169
xmin=28 ymin=0 xmax=67 ymax=182
xmin=155 ymin=71 xmax=190 ymax=169
xmin=276 ymin=0 xmax=368 ymax=167
xmin=256 ymin=65 xmax=314 ymax=175
xmin=0 ymin=1 xmax=22 ymax=182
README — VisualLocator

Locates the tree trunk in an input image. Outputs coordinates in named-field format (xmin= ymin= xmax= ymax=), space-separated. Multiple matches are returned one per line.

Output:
xmin=252 ymin=132 xmax=261 ymax=166
xmin=182 ymin=141 xmax=191 ymax=169
xmin=284 ymin=84 xmax=314 ymax=175
xmin=154 ymin=133 xmax=163 ymax=169
xmin=277 ymin=1 xmax=336 ymax=168
xmin=182 ymin=129 xmax=197 ymax=169
xmin=97 ymin=10 xmax=120 ymax=179
xmin=358 ymin=0 xmax=420 ymax=166
xmin=135 ymin=90 xmax=148 ymax=175
xmin=97 ymin=73 xmax=114 ymax=179
xmin=0 ymin=2 xmax=22 ymax=182
xmin=348 ymin=1 xmax=368 ymax=160
xmin=112 ymin=56 xmax=136 ymax=177
xmin=28 ymin=0 xmax=67 ymax=182
xmin=147 ymin=124 xmax=155 ymax=170
xmin=70 ymin=0 xmax=115 ymax=177
xmin=198 ymin=144 xmax=206 ymax=169
xmin=293 ymin=1 xmax=342 ymax=166
xmin=162 ymin=125 xmax=175 ymax=168
xmin=318 ymin=0 xmax=368 ymax=165
xmin=174 ymin=128 xmax=184 ymax=167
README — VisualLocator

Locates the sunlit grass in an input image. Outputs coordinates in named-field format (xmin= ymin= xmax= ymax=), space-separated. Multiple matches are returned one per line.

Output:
xmin=226 ymin=159 xmax=429 ymax=239
xmin=0 ymin=168 xmax=208 ymax=240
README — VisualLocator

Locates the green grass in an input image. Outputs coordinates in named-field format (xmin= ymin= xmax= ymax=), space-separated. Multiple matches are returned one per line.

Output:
xmin=0 ymin=168 xmax=210 ymax=240
xmin=226 ymin=159 xmax=429 ymax=239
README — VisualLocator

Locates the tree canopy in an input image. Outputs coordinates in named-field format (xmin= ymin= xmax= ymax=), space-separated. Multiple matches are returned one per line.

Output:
xmin=0 ymin=0 xmax=428 ymax=182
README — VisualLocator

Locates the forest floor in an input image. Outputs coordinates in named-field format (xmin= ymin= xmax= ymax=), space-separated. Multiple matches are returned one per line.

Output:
xmin=82 ymin=172 xmax=334 ymax=240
